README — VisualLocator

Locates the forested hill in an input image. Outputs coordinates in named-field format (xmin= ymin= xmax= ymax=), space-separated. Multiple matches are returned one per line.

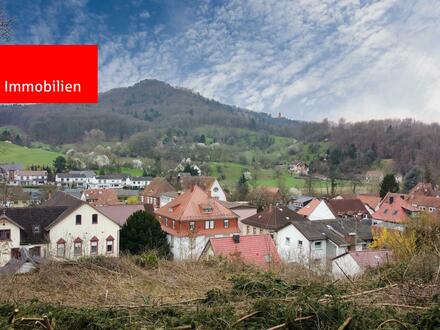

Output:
xmin=1 ymin=79 xmax=440 ymax=179
xmin=0 ymin=79 xmax=319 ymax=145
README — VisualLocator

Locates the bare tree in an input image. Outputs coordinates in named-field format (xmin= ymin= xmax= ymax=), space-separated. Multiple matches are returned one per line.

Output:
xmin=0 ymin=8 xmax=12 ymax=40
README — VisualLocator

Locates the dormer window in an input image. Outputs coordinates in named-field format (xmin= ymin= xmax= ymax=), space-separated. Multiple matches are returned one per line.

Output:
xmin=32 ymin=225 xmax=40 ymax=234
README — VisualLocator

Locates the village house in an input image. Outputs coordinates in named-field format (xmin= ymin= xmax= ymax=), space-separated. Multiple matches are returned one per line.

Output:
xmin=298 ymin=199 xmax=336 ymax=220
xmin=365 ymin=170 xmax=384 ymax=183
xmin=55 ymin=170 xmax=96 ymax=188
xmin=89 ymin=173 xmax=128 ymax=189
xmin=140 ymin=177 xmax=176 ymax=209
xmin=218 ymin=200 xmax=257 ymax=232
xmin=0 ymin=191 xmax=120 ymax=267
xmin=200 ymin=234 xmax=280 ymax=270
xmin=372 ymin=193 xmax=416 ymax=231
xmin=409 ymin=182 xmax=440 ymax=197
xmin=0 ymin=186 xmax=31 ymax=207
xmin=276 ymin=218 xmax=373 ymax=271
xmin=334 ymin=193 xmax=381 ymax=215
xmin=125 ymin=176 xmax=152 ymax=190
xmin=154 ymin=185 xmax=239 ymax=260
xmin=0 ymin=164 xmax=22 ymax=182
xmin=240 ymin=204 xmax=305 ymax=237
xmin=407 ymin=194 xmax=440 ymax=214
xmin=288 ymin=195 xmax=314 ymax=211
xmin=288 ymin=161 xmax=309 ymax=175
xmin=81 ymin=188 xmax=121 ymax=206
xmin=327 ymin=198 xmax=371 ymax=219
xmin=12 ymin=170 xmax=48 ymax=185
xmin=179 ymin=176 xmax=227 ymax=201
xmin=331 ymin=250 xmax=392 ymax=278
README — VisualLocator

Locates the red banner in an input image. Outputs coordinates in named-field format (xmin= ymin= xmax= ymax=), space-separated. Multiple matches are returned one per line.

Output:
xmin=0 ymin=45 xmax=98 ymax=103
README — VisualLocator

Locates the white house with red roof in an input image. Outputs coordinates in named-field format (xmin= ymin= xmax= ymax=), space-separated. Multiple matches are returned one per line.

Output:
xmin=155 ymin=185 xmax=239 ymax=260
xmin=298 ymin=200 xmax=336 ymax=220
xmin=200 ymin=234 xmax=280 ymax=270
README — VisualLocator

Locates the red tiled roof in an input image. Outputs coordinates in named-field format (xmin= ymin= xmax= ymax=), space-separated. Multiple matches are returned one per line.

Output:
xmin=408 ymin=195 xmax=440 ymax=209
xmin=155 ymin=185 xmax=236 ymax=221
xmin=327 ymin=198 xmax=370 ymax=217
xmin=180 ymin=176 xmax=216 ymax=191
xmin=409 ymin=182 xmax=440 ymax=197
xmin=347 ymin=250 xmax=393 ymax=269
xmin=297 ymin=198 xmax=320 ymax=216
xmin=372 ymin=193 xmax=415 ymax=223
xmin=141 ymin=178 xmax=176 ymax=197
xmin=357 ymin=194 xmax=381 ymax=210
xmin=82 ymin=188 xmax=120 ymax=206
xmin=208 ymin=234 xmax=280 ymax=269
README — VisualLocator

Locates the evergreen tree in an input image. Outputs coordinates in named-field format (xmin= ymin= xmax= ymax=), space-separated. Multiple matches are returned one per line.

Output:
xmin=120 ymin=211 xmax=171 ymax=257
xmin=53 ymin=156 xmax=67 ymax=173
xmin=236 ymin=173 xmax=249 ymax=200
xmin=403 ymin=166 xmax=423 ymax=192
xmin=379 ymin=174 xmax=400 ymax=198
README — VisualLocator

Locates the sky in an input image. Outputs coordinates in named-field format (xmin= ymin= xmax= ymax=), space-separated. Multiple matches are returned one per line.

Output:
xmin=3 ymin=0 xmax=440 ymax=122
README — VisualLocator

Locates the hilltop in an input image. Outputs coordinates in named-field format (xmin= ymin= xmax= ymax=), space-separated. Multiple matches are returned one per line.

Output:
xmin=1 ymin=79 xmax=440 ymax=183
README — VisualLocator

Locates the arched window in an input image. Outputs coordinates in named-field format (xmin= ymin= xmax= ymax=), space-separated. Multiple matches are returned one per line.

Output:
xmin=56 ymin=238 xmax=66 ymax=257
xmin=106 ymin=235 xmax=114 ymax=254
xmin=90 ymin=236 xmax=99 ymax=255
xmin=73 ymin=237 xmax=83 ymax=256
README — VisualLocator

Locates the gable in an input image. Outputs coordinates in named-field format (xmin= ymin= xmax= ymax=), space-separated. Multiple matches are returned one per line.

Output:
xmin=49 ymin=203 xmax=121 ymax=232
xmin=309 ymin=201 xmax=336 ymax=220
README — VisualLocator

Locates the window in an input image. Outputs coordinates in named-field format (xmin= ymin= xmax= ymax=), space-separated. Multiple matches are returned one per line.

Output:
xmin=213 ymin=187 xmax=219 ymax=192
xmin=253 ymin=227 xmax=256 ymax=235
xmin=246 ymin=226 xmax=250 ymax=234
xmin=75 ymin=214 xmax=82 ymax=225
xmin=32 ymin=225 xmax=40 ymax=234
xmin=189 ymin=221 xmax=195 ymax=231
xmin=106 ymin=236 xmax=114 ymax=253
xmin=90 ymin=238 xmax=98 ymax=255
xmin=205 ymin=220 xmax=215 ymax=229
xmin=74 ymin=238 xmax=82 ymax=256
xmin=298 ymin=240 xmax=303 ymax=248
xmin=0 ymin=230 xmax=11 ymax=241
xmin=92 ymin=214 xmax=98 ymax=224
xmin=223 ymin=219 xmax=229 ymax=228
xmin=57 ymin=239 xmax=65 ymax=257
xmin=314 ymin=241 xmax=322 ymax=250
xmin=172 ymin=220 xmax=176 ymax=229
xmin=259 ymin=228 xmax=263 ymax=234
xmin=164 ymin=218 xmax=168 ymax=226
xmin=285 ymin=237 xmax=291 ymax=245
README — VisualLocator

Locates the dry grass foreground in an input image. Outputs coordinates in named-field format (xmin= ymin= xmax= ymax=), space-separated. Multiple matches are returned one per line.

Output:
xmin=0 ymin=257 xmax=263 ymax=307
xmin=0 ymin=255 xmax=439 ymax=329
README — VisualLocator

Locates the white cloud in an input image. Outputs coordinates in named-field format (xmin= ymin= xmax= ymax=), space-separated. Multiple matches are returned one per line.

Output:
xmin=12 ymin=0 xmax=440 ymax=122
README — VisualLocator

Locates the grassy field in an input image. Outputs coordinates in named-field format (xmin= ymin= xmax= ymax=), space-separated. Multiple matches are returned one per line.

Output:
xmin=0 ymin=141 xmax=61 ymax=167
xmin=120 ymin=166 xmax=144 ymax=177
xmin=208 ymin=161 xmax=375 ymax=195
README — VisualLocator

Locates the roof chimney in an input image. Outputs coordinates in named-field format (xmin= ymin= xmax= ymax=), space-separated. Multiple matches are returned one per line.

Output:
xmin=232 ymin=234 xmax=240 ymax=244
xmin=389 ymin=196 xmax=394 ymax=204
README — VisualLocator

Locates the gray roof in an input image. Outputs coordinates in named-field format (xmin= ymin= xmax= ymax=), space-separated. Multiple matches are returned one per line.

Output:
xmin=116 ymin=189 xmax=140 ymax=198
xmin=291 ymin=195 xmax=314 ymax=203
xmin=42 ymin=191 xmax=83 ymax=208
xmin=96 ymin=173 xmax=128 ymax=180
xmin=290 ymin=218 xmax=373 ymax=246
xmin=0 ymin=164 xmax=22 ymax=171
xmin=241 ymin=205 xmax=305 ymax=230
